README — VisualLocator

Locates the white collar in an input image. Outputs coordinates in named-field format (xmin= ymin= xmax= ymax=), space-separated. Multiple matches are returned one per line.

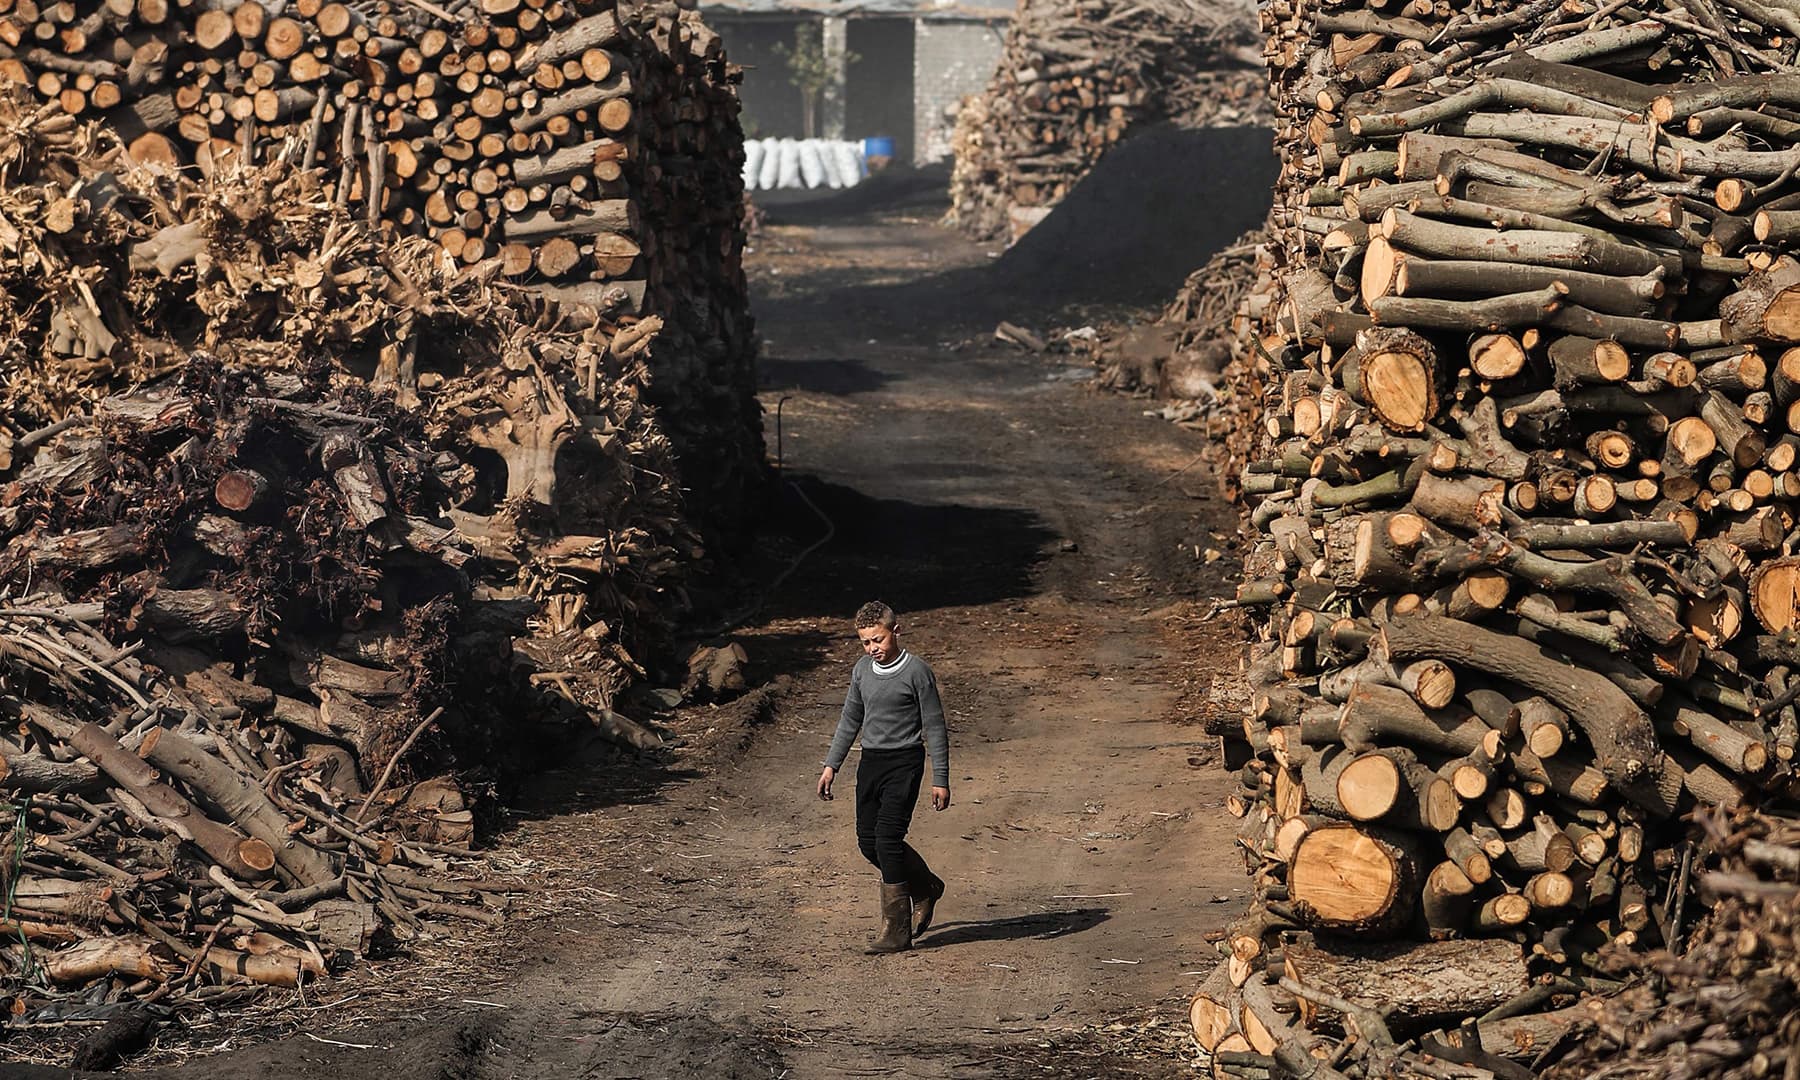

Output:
xmin=872 ymin=650 xmax=911 ymax=675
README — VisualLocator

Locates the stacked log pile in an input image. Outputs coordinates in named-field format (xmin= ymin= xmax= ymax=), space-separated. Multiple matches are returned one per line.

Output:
xmin=0 ymin=71 xmax=727 ymax=1024
xmin=0 ymin=0 xmax=760 ymax=527
xmin=1194 ymin=0 xmax=1800 ymax=1072
xmin=945 ymin=0 xmax=1265 ymax=243
xmin=620 ymin=4 xmax=760 ymax=536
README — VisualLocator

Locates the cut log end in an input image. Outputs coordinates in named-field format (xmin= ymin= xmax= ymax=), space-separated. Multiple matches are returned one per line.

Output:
xmin=1752 ymin=558 xmax=1800 ymax=632
xmin=238 ymin=838 xmax=277 ymax=873
xmin=1290 ymin=824 xmax=1416 ymax=932
xmin=213 ymin=469 xmax=269 ymax=513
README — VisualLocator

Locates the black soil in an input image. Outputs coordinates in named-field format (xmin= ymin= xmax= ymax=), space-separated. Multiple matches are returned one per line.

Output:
xmin=755 ymin=125 xmax=1276 ymax=336
xmin=990 ymin=125 xmax=1276 ymax=308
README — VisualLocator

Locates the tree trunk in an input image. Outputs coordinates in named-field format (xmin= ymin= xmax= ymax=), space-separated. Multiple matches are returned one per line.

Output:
xmin=1283 ymin=937 xmax=1530 ymax=1029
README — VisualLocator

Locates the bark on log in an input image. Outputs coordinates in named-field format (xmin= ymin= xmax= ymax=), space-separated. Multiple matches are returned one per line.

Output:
xmin=1 ymin=749 xmax=103 ymax=795
xmin=1380 ymin=615 xmax=1663 ymax=792
xmin=1283 ymin=938 xmax=1530 ymax=1027
xmin=71 ymin=723 xmax=275 ymax=879
xmin=139 ymin=728 xmax=337 ymax=885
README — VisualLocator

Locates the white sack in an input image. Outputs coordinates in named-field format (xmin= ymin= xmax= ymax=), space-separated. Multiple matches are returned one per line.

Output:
xmin=832 ymin=141 xmax=864 ymax=187
xmin=777 ymin=138 xmax=801 ymax=189
xmin=742 ymin=139 xmax=764 ymax=191
xmin=758 ymin=137 xmax=782 ymax=190
xmin=797 ymin=141 xmax=825 ymax=188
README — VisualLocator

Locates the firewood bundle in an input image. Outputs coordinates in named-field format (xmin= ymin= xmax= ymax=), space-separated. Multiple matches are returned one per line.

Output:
xmin=623 ymin=1 xmax=760 ymax=536
xmin=944 ymin=0 xmax=1265 ymax=243
xmin=1195 ymin=0 xmax=1800 ymax=1070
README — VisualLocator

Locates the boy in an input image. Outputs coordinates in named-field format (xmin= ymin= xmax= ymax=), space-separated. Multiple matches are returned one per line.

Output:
xmin=816 ymin=601 xmax=950 ymax=954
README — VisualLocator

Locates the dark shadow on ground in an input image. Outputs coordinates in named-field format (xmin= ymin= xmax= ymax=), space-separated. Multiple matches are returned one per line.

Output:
xmin=756 ymin=126 xmax=1276 ymax=339
xmin=758 ymin=356 xmax=896 ymax=396
xmin=736 ymin=627 xmax=837 ymax=687
xmin=754 ymin=164 xmax=954 ymax=225
xmin=913 ymin=908 xmax=1112 ymax=949
xmin=498 ymin=733 xmax=706 ymax=821
xmin=753 ymin=475 xmax=1054 ymax=621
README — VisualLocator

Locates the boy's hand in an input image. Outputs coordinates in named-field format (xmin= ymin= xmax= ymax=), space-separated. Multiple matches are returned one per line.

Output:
xmin=817 ymin=766 xmax=836 ymax=801
xmin=931 ymin=786 xmax=950 ymax=811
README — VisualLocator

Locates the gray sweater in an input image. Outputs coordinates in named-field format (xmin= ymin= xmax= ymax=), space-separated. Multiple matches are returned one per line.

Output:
xmin=824 ymin=652 xmax=950 ymax=787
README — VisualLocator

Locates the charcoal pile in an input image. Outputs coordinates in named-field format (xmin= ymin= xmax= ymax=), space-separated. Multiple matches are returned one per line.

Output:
xmin=1194 ymin=0 xmax=1800 ymax=1071
xmin=945 ymin=0 xmax=1265 ymax=244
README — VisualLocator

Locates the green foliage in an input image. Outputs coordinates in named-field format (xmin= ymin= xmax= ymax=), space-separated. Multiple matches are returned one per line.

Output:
xmin=771 ymin=22 xmax=857 ymax=138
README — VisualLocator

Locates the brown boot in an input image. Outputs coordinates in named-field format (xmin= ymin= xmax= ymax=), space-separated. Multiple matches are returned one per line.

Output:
xmin=910 ymin=870 xmax=945 ymax=937
xmin=867 ymin=882 xmax=913 ymax=954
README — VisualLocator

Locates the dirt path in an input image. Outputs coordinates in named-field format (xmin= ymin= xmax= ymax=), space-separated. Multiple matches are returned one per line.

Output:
xmin=58 ymin=181 xmax=1249 ymax=1080
xmin=471 ymin=188 xmax=1250 ymax=1077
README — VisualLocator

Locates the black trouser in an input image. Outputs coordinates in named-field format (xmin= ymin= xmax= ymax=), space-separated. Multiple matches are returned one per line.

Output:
xmin=855 ymin=746 xmax=933 ymax=886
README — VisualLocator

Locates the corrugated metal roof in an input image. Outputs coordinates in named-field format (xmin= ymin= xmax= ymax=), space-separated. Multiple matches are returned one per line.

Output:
xmin=703 ymin=0 xmax=1012 ymax=20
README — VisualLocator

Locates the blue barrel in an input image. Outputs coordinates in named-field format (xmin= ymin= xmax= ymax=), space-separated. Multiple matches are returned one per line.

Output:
xmin=863 ymin=135 xmax=895 ymax=164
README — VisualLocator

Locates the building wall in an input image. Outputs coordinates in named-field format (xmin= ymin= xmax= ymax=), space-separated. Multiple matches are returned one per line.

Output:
xmin=845 ymin=17 xmax=916 ymax=162
xmin=710 ymin=15 xmax=811 ymax=140
xmin=912 ymin=18 xmax=1004 ymax=165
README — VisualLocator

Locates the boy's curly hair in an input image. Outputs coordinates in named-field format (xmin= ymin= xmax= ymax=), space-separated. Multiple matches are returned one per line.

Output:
xmin=854 ymin=601 xmax=896 ymax=630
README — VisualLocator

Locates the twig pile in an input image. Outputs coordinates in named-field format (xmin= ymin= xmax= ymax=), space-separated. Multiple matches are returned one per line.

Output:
xmin=1545 ymin=807 xmax=1800 ymax=1079
xmin=1194 ymin=0 xmax=1800 ymax=1071
xmin=945 ymin=0 xmax=1265 ymax=243
xmin=0 ymin=584 xmax=520 ymax=1031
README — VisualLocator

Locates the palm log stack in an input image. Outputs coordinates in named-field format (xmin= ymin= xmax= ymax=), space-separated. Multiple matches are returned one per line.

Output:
xmin=945 ymin=0 xmax=1265 ymax=243
xmin=1195 ymin=0 xmax=1800 ymax=1073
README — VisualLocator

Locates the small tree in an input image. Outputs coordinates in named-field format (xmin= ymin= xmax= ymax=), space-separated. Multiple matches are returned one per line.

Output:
xmin=772 ymin=22 xmax=854 ymax=139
